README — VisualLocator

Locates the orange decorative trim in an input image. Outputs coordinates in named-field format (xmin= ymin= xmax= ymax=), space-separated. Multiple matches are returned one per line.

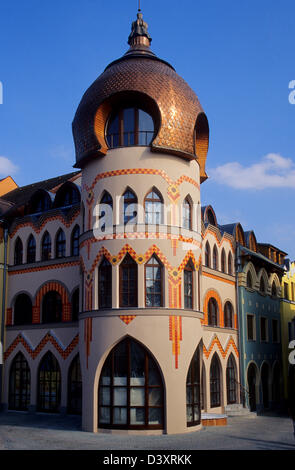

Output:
xmin=202 ymin=271 xmax=235 ymax=285
xmin=6 ymin=308 xmax=12 ymax=326
xmin=9 ymin=211 xmax=79 ymax=239
xmin=84 ymin=318 xmax=93 ymax=369
xmin=203 ymin=335 xmax=239 ymax=360
xmin=8 ymin=260 xmax=80 ymax=276
xmin=202 ymin=289 xmax=224 ymax=327
xmin=119 ymin=315 xmax=136 ymax=325
xmin=4 ymin=332 xmax=79 ymax=361
xmin=169 ymin=316 xmax=182 ymax=369
xmin=34 ymin=281 xmax=70 ymax=324
xmin=203 ymin=228 xmax=235 ymax=252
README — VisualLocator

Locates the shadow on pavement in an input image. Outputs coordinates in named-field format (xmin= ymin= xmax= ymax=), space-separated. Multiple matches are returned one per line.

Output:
xmin=0 ymin=411 xmax=82 ymax=431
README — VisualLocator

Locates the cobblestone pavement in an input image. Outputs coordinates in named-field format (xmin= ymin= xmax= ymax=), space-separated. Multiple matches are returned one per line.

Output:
xmin=0 ymin=412 xmax=294 ymax=450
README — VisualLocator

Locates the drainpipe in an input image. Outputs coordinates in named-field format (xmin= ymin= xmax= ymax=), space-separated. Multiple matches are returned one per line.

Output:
xmin=0 ymin=224 xmax=8 ymax=409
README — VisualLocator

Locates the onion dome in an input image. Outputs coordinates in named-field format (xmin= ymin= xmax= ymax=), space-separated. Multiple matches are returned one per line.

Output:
xmin=72 ymin=10 xmax=209 ymax=182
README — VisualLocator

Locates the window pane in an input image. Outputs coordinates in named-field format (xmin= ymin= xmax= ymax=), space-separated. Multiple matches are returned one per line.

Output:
xmin=130 ymin=407 xmax=145 ymax=425
xmin=113 ymin=407 xmax=127 ymax=424
xmin=99 ymin=407 xmax=110 ymax=424
xmin=113 ymin=387 xmax=127 ymax=406
xmin=148 ymin=408 xmax=162 ymax=425
xmin=130 ymin=388 xmax=145 ymax=406
xmin=99 ymin=387 xmax=111 ymax=406
xmin=148 ymin=388 xmax=162 ymax=406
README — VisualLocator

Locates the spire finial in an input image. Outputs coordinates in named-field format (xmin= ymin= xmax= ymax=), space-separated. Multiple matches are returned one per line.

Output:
xmin=138 ymin=0 xmax=141 ymax=12
xmin=128 ymin=7 xmax=152 ymax=47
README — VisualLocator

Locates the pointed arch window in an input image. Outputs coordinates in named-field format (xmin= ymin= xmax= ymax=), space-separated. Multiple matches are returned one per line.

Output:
xmin=210 ymin=354 xmax=221 ymax=408
xmin=272 ymin=281 xmax=277 ymax=297
xmin=41 ymin=231 xmax=51 ymax=261
xmin=71 ymin=225 xmax=80 ymax=256
xmin=42 ymin=291 xmax=62 ymax=323
xmin=119 ymin=254 xmax=138 ymax=308
xmin=123 ymin=189 xmax=138 ymax=226
xmin=213 ymin=245 xmax=218 ymax=270
xmin=56 ymin=229 xmax=66 ymax=258
xmin=145 ymin=255 xmax=163 ymax=307
xmin=27 ymin=235 xmax=36 ymax=263
xmin=144 ymin=189 xmax=163 ymax=225
xmin=186 ymin=346 xmax=201 ymax=426
xmin=184 ymin=260 xmax=194 ymax=309
xmin=99 ymin=257 xmax=112 ymax=309
xmin=14 ymin=237 xmax=23 ymax=265
xmin=183 ymin=197 xmax=192 ymax=230
xmin=14 ymin=294 xmax=32 ymax=325
xmin=38 ymin=352 xmax=61 ymax=413
xmin=221 ymin=249 xmax=226 ymax=273
xmin=99 ymin=192 xmax=113 ymax=233
xmin=106 ymin=107 xmax=154 ymax=148
xmin=226 ymin=354 xmax=237 ymax=404
xmin=208 ymin=298 xmax=219 ymax=327
xmin=228 ymin=252 xmax=233 ymax=275
xmin=68 ymin=355 xmax=82 ymax=415
xmin=98 ymin=338 xmax=164 ymax=429
xmin=260 ymin=276 xmax=266 ymax=293
xmin=205 ymin=242 xmax=211 ymax=268
xmin=9 ymin=352 xmax=31 ymax=411
xmin=224 ymin=301 xmax=233 ymax=328
xmin=247 ymin=271 xmax=253 ymax=288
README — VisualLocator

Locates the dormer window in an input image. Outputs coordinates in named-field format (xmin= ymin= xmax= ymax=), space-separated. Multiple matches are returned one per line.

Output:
xmin=106 ymin=107 xmax=154 ymax=148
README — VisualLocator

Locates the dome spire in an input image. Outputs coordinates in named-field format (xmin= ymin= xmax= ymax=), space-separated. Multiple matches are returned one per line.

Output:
xmin=128 ymin=6 xmax=152 ymax=47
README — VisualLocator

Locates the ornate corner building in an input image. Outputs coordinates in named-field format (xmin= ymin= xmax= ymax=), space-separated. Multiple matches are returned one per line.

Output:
xmin=0 ymin=11 xmax=287 ymax=434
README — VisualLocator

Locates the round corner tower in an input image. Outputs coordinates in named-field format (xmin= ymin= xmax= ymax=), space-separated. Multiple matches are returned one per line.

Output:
xmin=72 ymin=11 xmax=209 ymax=434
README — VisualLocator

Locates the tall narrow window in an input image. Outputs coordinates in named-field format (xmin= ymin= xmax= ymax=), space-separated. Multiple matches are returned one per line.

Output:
xmin=226 ymin=354 xmax=237 ymax=404
xmin=205 ymin=242 xmax=210 ymax=268
xmin=186 ymin=346 xmax=200 ymax=426
xmin=210 ymin=354 xmax=221 ymax=408
xmin=41 ymin=231 xmax=51 ymax=261
xmin=71 ymin=288 xmax=79 ymax=321
xmin=99 ymin=257 xmax=112 ymax=309
xmin=14 ymin=237 xmax=23 ymax=265
xmin=99 ymin=192 xmax=113 ymax=233
xmin=42 ymin=291 xmax=62 ymax=323
xmin=68 ymin=355 xmax=82 ymax=415
xmin=55 ymin=229 xmax=66 ymax=258
xmin=184 ymin=261 xmax=194 ymax=309
xmin=119 ymin=254 xmax=138 ymax=308
xmin=38 ymin=352 xmax=61 ymax=413
xmin=224 ymin=302 xmax=233 ymax=328
xmin=144 ymin=189 xmax=163 ymax=225
xmin=221 ymin=249 xmax=226 ymax=273
xmin=182 ymin=197 xmax=192 ymax=230
xmin=98 ymin=338 xmax=164 ymax=429
xmin=14 ymin=294 xmax=32 ymax=325
xmin=213 ymin=245 xmax=218 ymax=270
xmin=228 ymin=252 xmax=233 ymax=275
xmin=247 ymin=271 xmax=253 ymax=288
xmin=9 ymin=352 xmax=31 ymax=411
xmin=208 ymin=298 xmax=219 ymax=327
xmin=71 ymin=225 xmax=80 ymax=256
xmin=106 ymin=108 xmax=154 ymax=148
xmin=27 ymin=235 xmax=36 ymax=263
xmin=145 ymin=255 xmax=163 ymax=307
xmin=123 ymin=189 xmax=137 ymax=226
xmin=260 ymin=276 xmax=266 ymax=293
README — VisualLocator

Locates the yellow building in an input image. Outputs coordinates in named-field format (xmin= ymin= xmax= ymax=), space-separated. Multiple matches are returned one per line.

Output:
xmin=281 ymin=261 xmax=295 ymax=403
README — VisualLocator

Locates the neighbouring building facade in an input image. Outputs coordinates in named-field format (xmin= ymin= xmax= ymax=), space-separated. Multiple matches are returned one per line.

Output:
xmin=0 ymin=11 xmax=290 ymax=435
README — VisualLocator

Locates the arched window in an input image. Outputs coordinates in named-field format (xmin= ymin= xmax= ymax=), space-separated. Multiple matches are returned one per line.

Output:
xmin=41 ymin=231 xmax=51 ymax=261
xmin=144 ymin=188 xmax=163 ymax=225
xmin=106 ymin=107 xmax=154 ymax=148
xmin=27 ymin=235 xmax=36 ymax=264
xmin=14 ymin=237 xmax=23 ymax=265
xmin=206 ymin=208 xmax=216 ymax=226
xmin=68 ymin=355 xmax=82 ymax=415
xmin=205 ymin=242 xmax=211 ymax=268
xmin=226 ymin=354 xmax=237 ymax=404
xmin=123 ymin=189 xmax=138 ymax=226
xmin=184 ymin=260 xmax=194 ymax=309
xmin=272 ymin=281 xmax=277 ymax=297
xmin=9 ymin=352 xmax=31 ymax=411
xmin=29 ymin=190 xmax=52 ymax=214
xmin=38 ymin=352 xmax=61 ymax=412
xmin=186 ymin=346 xmax=201 ymax=426
xmin=119 ymin=254 xmax=138 ymax=308
xmin=54 ymin=183 xmax=80 ymax=208
xmin=71 ymin=288 xmax=79 ymax=321
xmin=99 ymin=192 xmax=113 ymax=233
xmin=99 ymin=257 xmax=112 ymax=309
xmin=260 ymin=276 xmax=266 ymax=293
xmin=55 ymin=229 xmax=66 ymax=258
xmin=208 ymin=298 xmax=219 ymax=327
xmin=14 ymin=294 xmax=32 ymax=325
xmin=213 ymin=245 xmax=218 ymax=270
xmin=42 ymin=291 xmax=62 ymax=323
xmin=145 ymin=255 xmax=163 ymax=307
xmin=221 ymin=249 xmax=226 ymax=273
xmin=224 ymin=302 xmax=233 ymax=329
xmin=210 ymin=354 xmax=221 ymax=408
xmin=228 ymin=252 xmax=233 ymax=275
xmin=71 ymin=225 xmax=80 ymax=256
xmin=247 ymin=271 xmax=253 ymax=288
xmin=98 ymin=338 xmax=164 ymax=429
xmin=183 ymin=197 xmax=192 ymax=230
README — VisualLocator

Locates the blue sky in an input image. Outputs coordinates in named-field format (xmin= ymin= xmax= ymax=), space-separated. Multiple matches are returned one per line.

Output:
xmin=0 ymin=0 xmax=294 ymax=258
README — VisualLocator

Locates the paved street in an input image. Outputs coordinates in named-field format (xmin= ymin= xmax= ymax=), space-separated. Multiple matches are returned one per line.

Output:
xmin=0 ymin=411 xmax=294 ymax=450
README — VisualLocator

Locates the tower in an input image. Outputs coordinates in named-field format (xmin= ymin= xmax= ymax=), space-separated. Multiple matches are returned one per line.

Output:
xmin=73 ymin=10 xmax=209 ymax=434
